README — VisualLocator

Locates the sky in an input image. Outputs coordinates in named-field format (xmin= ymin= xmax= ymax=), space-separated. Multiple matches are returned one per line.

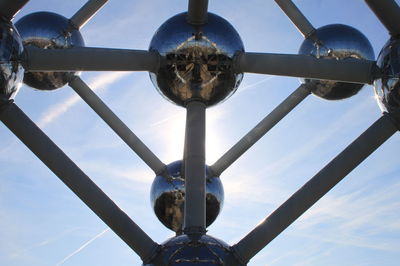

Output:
xmin=0 ymin=0 xmax=400 ymax=265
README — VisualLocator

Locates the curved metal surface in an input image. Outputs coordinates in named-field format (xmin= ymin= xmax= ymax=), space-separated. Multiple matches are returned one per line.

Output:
xmin=374 ymin=37 xmax=400 ymax=113
xmin=0 ymin=17 xmax=24 ymax=101
xmin=150 ymin=160 xmax=224 ymax=233
xmin=299 ymin=24 xmax=375 ymax=100
xmin=149 ymin=12 xmax=244 ymax=107
xmin=15 ymin=11 xmax=85 ymax=90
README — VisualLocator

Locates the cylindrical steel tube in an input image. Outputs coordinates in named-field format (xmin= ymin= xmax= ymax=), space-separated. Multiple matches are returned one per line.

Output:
xmin=187 ymin=0 xmax=209 ymax=25
xmin=0 ymin=0 xmax=29 ymax=19
xmin=233 ymin=114 xmax=398 ymax=263
xmin=365 ymin=0 xmax=400 ymax=36
xmin=69 ymin=0 xmax=108 ymax=29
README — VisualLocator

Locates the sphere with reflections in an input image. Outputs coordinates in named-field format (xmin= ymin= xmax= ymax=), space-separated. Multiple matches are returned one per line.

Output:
xmin=149 ymin=12 xmax=244 ymax=107
xmin=0 ymin=17 xmax=24 ymax=101
xmin=299 ymin=24 xmax=374 ymax=100
xmin=15 ymin=12 xmax=85 ymax=90
xmin=144 ymin=234 xmax=242 ymax=265
xmin=150 ymin=160 xmax=224 ymax=233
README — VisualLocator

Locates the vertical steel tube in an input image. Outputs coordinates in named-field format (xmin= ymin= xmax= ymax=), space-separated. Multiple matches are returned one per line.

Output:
xmin=69 ymin=77 xmax=166 ymax=175
xmin=232 ymin=114 xmax=399 ymax=264
xmin=210 ymin=84 xmax=310 ymax=177
xmin=183 ymin=101 xmax=207 ymax=234
xmin=275 ymin=0 xmax=315 ymax=38
xmin=0 ymin=102 xmax=159 ymax=263
xmin=187 ymin=0 xmax=209 ymax=25
xmin=69 ymin=0 xmax=108 ymax=29
xmin=365 ymin=0 xmax=400 ymax=36
xmin=0 ymin=0 xmax=29 ymax=19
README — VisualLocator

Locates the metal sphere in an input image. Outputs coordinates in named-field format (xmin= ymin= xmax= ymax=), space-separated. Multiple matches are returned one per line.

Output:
xmin=15 ymin=12 xmax=85 ymax=90
xmin=0 ymin=17 xmax=24 ymax=101
xmin=150 ymin=160 xmax=224 ymax=233
xmin=149 ymin=12 xmax=244 ymax=107
xmin=144 ymin=234 xmax=241 ymax=265
xmin=299 ymin=24 xmax=374 ymax=100
xmin=374 ymin=38 xmax=400 ymax=113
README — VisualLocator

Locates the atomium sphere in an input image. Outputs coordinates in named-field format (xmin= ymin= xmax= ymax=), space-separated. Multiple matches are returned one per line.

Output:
xmin=144 ymin=234 xmax=241 ymax=265
xmin=150 ymin=160 xmax=224 ymax=233
xmin=299 ymin=24 xmax=374 ymax=100
xmin=374 ymin=38 xmax=400 ymax=113
xmin=0 ymin=17 xmax=24 ymax=101
xmin=15 ymin=12 xmax=85 ymax=90
xmin=149 ymin=12 xmax=244 ymax=107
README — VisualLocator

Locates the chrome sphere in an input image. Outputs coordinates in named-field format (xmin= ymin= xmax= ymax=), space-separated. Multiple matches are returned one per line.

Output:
xmin=149 ymin=12 xmax=244 ymax=107
xmin=374 ymin=38 xmax=400 ymax=113
xmin=15 ymin=12 xmax=85 ymax=90
xmin=144 ymin=234 xmax=241 ymax=265
xmin=299 ymin=24 xmax=374 ymax=100
xmin=150 ymin=160 xmax=224 ymax=233
xmin=0 ymin=17 xmax=24 ymax=101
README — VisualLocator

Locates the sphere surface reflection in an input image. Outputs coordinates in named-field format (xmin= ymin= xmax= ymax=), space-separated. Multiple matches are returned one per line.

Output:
xmin=299 ymin=24 xmax=374 ymax=100
xmin=150 ymin=160 xmax=224 ymax=233
xmin=374 ymin=38 xmax=400 ymax=113
xmin=149 ymin=12 xmax=244 ymax=107
xmin=144 ymin=234 xmax=241 ymax=265
xmin=15 ymin=12 xmax=85 ymax=90
xmin=0 ymin=17 xmax=24 ymax=101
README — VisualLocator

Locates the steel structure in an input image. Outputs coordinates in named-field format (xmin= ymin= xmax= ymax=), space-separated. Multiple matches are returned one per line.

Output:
xmin=0 ymin=0 xmax=399 ymax=265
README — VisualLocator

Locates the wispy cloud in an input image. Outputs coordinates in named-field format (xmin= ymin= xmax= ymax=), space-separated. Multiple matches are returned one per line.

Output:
xmin=56 ymin=228 xmax=110 ymax=266
xmin=36 ymin=72 xmax=130 ymax=128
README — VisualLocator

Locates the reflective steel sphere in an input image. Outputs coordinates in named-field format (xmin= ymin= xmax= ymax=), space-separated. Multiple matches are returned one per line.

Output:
xmin=149 ymin=12 xmax=244 ymax=107
xmin=150 ymin=160 xmax=224 ymax=233
xmin=0 ymin=17 xmax=24 ymax=101
xmin=374 ymin=38 xmax=400 ymax=113
xmin=144 ymin=234 xmax=241 ymax=265
xmin=299 ymin=24 xmax=374 ymax=100
xmin=15 ymin=12 xmax=85 ymax=90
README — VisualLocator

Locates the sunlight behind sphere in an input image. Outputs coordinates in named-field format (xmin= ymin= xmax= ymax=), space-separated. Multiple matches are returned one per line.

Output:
xmin=299 ymin=24 xmax=374 ymax=100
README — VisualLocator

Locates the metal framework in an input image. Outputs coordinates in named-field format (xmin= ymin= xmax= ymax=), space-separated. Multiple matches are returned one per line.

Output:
xmin=0 ymin=0 xmax=399 ymax=265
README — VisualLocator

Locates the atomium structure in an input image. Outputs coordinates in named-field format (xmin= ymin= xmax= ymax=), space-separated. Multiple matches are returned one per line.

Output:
xmin=1 ymin=0 xmax=400 ymax=265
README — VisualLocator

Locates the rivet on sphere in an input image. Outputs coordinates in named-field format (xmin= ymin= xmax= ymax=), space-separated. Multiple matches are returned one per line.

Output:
xmin=150 ymin=160 xmax=224 ymax=233
xmin=299 ymin=24 xmax=374 ymax=100
xmin=149 ymin=12 xmax=244 ymax=107
xmin=15 ymin=12 xmax=85 ymax=91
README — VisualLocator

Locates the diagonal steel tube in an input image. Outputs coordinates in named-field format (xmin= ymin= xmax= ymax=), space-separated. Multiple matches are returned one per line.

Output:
xmin=69 ymin=76 xmax=166 ymax=175
xmin=183 ymin=101 xmax=207 ymax=234
xmin=365 ymin=0 xmax=400 ymax=36
xmin=232 ymin=113 xmax=399 ymax=264
xmin=0 ymin=102 xmax=159 ymax=263
xmin=237 ymin=52 xmax=378 ymax=85
xmin=0 ymin=0 xmax=29 ymax=20
xmin=275 ymin=0 xmax=315 ymax=38
xmin=69 ymin=0 xmax=108 ymax=29
xmin=187 ymin=0 xmax=209 ymax=25
xmin=22 ymin=46 xmax=160 ymax=72
xmin=210 ymin=84 xmax=311 ymax=177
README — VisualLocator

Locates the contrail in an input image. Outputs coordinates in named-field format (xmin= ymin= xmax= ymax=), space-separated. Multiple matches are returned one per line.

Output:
xmin=36 ymin=72 xmax=130 ymax=128
xmin=56 ymin=228 xmax=110 ymax=266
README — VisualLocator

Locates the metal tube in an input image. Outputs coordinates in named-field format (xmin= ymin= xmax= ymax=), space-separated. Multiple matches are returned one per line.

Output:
xmin=69 ymin=0 xmax=108 ymax=29
xmin=69 ymin=76 xmax=166 ymax=175
xmin=0 ymin=0 xmax=28 ymax=20
xmin=187 ymin=0 xmax=209 ymax=25
xmin=0 ymin=102 xmax=159 ymax=263
xmin=275 ymin=0 xmax=315 ymax=38
xmin=237 ymin=52 xmax=378 ymax=85
xmin=365 ymin=0 xmax=400 ymax=36
xmin=22 ymin=46 xmax=160 ymax=73
xmin=183 ymin=101 xmax=207 ymax=234
xmin=232 ymin=114 xmax=399 ymax=264
xmin=210 ymin=84 xmax=311 ymax=177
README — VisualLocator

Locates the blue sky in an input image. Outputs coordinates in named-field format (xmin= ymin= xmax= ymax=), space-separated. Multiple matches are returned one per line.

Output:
xmin=0 ymin=0 xmax=400 ymax=265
